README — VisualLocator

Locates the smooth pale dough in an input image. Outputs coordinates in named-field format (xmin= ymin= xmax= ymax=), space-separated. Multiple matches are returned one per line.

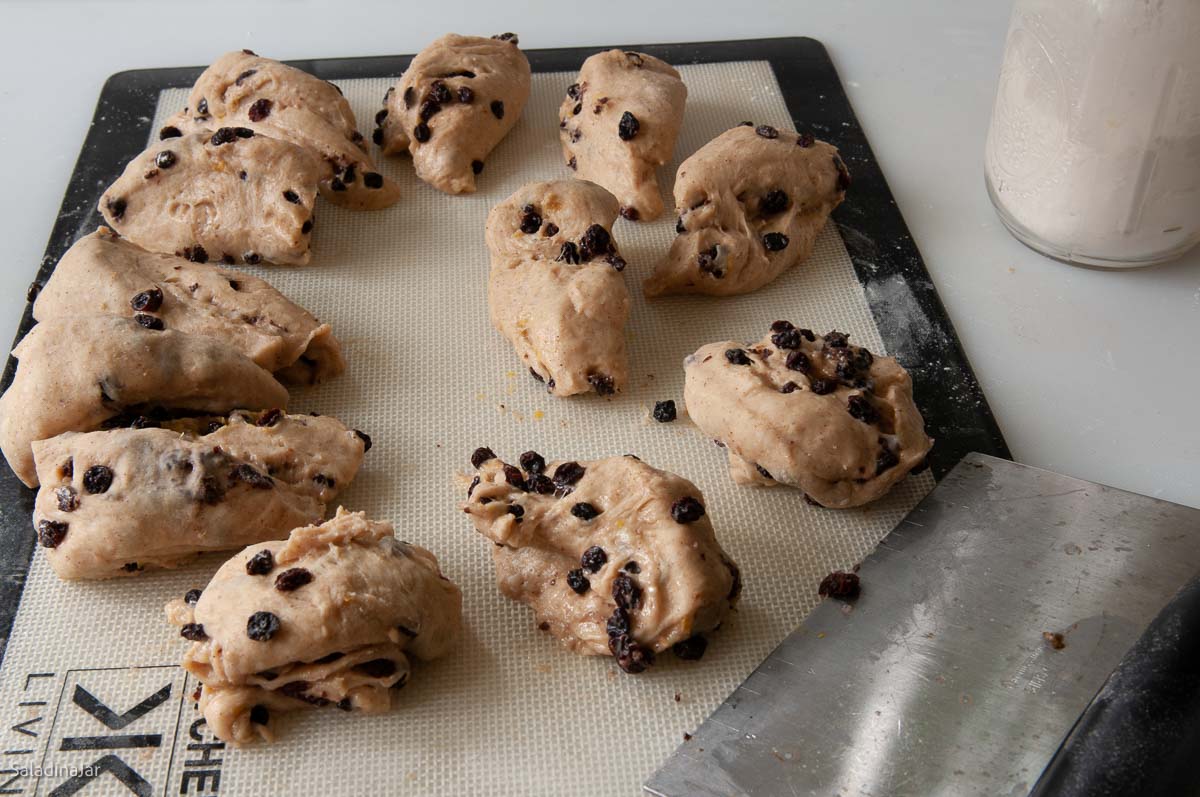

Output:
xmin=98 ymin=129 xmax=321 ymax=266
xmin=644 ymin=124 xmax=848 ymax=297
xmin=161 ymin=50 xmax=399 ymax=211
xmin=683 ymin=323 xmax=933 ymax=508
xmin=32 ymin=411 xmax=366 ymax=580
xmin=462 ymin=453 xmax=740 ymax=673
xmin=486 ymin=179 xmax=630 ymax=397
xmin=165 ymin=509 xmax=463 ymax=744
xmin=378 ymin=33 xmax=531 ymax=194
xmin=0 ymin=314 xmax=288 ymax=488
xmin=35 ymin=228 xmax=344 ymax=385
xmin=559 ymin=50 xmax=687 ymax=222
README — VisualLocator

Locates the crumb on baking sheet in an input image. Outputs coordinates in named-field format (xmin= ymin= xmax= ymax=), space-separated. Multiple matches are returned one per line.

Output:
xmin=1043 ymin=631 xmax=1065 ymax=650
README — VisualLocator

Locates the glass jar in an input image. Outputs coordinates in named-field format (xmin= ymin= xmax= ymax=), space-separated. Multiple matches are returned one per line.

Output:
xmin=985 ymin=0 xmax=1200 ymax=268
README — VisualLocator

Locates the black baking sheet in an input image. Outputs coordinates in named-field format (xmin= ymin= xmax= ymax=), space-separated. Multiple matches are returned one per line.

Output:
xmin=0 ymin=36 xmax=1010 ymax=661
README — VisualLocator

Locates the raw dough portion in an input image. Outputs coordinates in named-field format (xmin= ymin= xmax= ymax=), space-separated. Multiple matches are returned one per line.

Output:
xmin=486 ymin=180 xmax=630 ymax=397
xmin=0 ymin=314 xmax=288 ymax=487
xmin=683 ymin=323 xmax=933 ymax=508
xmin=162 ymin=50 xmax=399 ymax=211
xmin=378 ymin=33 xmax=531 ymax=194
xmin=166 ymin=509 xmax=463 ymax=743
xmin=98 ymin=129 xmax=321 ymax=266
xmin=35 ymin=227 xmax=344 ymax=385
xmin=559 ymin=50 xmax=687 ymax=221
xmin=31 ymin=411 xmax=367 ymax=580
xmin=644 ymin=124 xmax=849 ymax=297
xmin=462 ymin=452 xmax=740 ymax=673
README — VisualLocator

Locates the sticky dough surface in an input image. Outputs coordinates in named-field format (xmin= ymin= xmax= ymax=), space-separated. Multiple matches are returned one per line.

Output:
xmin=166 ymin=509 xmax=462 ymax=743
xmin=645 ymin=124 xmax=847 ymax=297
xmin=683 ymin=324 xmax=933 ymax=508
xmin=32 ymin=411 xmax=365 ymax=580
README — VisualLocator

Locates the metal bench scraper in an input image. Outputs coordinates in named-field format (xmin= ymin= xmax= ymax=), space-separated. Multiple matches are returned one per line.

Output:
xmin=644 ymin=453 xmax=1200 ymax=797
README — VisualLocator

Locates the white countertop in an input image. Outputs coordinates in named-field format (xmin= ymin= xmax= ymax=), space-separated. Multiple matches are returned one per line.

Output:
xmin=2 ymin=0 xmax=1196 ymax=508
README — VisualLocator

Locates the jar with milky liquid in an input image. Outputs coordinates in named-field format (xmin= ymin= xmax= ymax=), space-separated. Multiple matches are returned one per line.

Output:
xmin=985 ymin=0 xmax=1200 ymax=268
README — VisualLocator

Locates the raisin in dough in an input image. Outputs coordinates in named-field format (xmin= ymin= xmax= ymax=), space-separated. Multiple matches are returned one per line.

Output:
xmin=99 ymin=129 xmax=321 ymax=266
xmin=462 ymin=452 xmax=740 ymax=673
xmin=644 ymin=124 xmax=850 ymax=297
xmin=161 ymin=50 xmax=399 ymax=211
xmin=0 ymin=314 xmax=288 ymax=488
xmin=165 ymin=509 xmax=463 ymax=744
xmin=683 ymin=324 xmax=933 ymax=508
xmin=559 ymin=50 xmax=687 ymax=222
xmin=486 ymin=180 xmax=630 ymax=397
xmin=377 ymin=33 xmax=531 ymax=194
xmin=31 ymin=411 xmax=366 ymax=580
xmin=36 ymin=228 xmax=345 ymax=385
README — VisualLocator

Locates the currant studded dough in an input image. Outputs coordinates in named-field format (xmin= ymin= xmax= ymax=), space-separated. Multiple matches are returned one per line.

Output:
xmin=31 ymin=411 xmax=367 ymax=580
xmin=486 ymin=180 xmax=630 ymax=397
xmin=99 ymin=129 xmax=321 ymax=266
xmin=462 ymin=451 xmax=740 ymax=674
xmin=645 ymin=124 xmax=849 ymax=296
xmin=166 ymin=509 xmax=462 ymax=744
xmin=0 ymin=314 xmax=288 ymax=488
xmin=683 ymin=323 xmax=933 ymax=508
xmin=377 ymin=32 xmax=531 ymax=194
xmin=36 ymin=228 xmax=345 ymax=385
xmin=559 ymin=50 xmax=687 ymax=221
xmin=161 ymin=50 xmax=399 ymax=211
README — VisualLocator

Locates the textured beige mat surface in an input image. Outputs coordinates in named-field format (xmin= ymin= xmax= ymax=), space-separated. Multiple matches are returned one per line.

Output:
xmin=0 ymin=60 xmax=932 ymax=795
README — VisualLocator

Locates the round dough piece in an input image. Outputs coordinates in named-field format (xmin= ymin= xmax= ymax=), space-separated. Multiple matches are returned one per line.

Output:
xmin=166 ymin=509 xmax=463 ymax=743
xmin=35 ymin=227 xmax=344 ymax=385
xmin=32 ymin=410 xmax=367 ymax=580
xmin=486 ymin=179 xmax=631 ymax=397
xmin=559 ymin=50 xmax=687 ymax=221
xmin=99 ymin=129 xmax=321 ymax=266
xmin=683 ymin=323 xmax=933 ymax=508
xmin=378 ymin=33 xmax=531 ymax=194
xmin=644 ymin=124 xmax=849 ymax=297
xmin=0 ymin=313 xmax=288 ymax=488
xmin=162 ymin=50 xmax=399 ymax=210
xmin=462 ymin=451 xmax=740 ymax=673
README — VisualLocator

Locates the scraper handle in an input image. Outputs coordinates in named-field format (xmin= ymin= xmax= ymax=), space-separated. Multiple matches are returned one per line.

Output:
xmin=1028 ymin=572 xmax=1200 ymax=797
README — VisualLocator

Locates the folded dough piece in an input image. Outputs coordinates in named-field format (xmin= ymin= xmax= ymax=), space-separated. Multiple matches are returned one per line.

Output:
xmin=161 ymin=50 xmax=399 ymax=211
xmin=377 ymin=33 xmax=531 ymax=194
xmin=683 ymin=323 xmax=933 ymax=508
xmin=0 ymin=314 xmax=288 ymax=487
xmin=98 ymin=128 xmax=321 ymax=266
xmin=644 ymin=124 xmax=849 ymax=297
xmin=31 ymin=410 xmax=367 ymax=580
xmin=462 ymin=451 xmax=740 ymax=673
xmin=559 ymin=50 xmax=687 ymax=221
xmin=166 ymin=509 xmax=463 ymax=743
xmin=35 ymin=227 xmax=345 ymax=385
xmin=486 ymin=180 xmax=630 ymax=397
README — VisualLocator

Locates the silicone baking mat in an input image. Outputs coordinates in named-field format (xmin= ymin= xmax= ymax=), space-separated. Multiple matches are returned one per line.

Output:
xmin=0 ymin=39 xmax=1007 ymax=795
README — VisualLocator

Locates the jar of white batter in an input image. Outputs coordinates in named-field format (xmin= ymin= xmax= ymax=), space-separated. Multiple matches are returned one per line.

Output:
xmin=985 ymin=0 xmax=1200 ymax=268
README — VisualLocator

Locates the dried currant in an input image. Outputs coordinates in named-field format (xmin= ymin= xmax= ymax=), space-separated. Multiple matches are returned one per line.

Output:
xmin=275 ymin=567 xmax=314 ymax=592
xmin=670 ymin=496 xmax=705 ymax=524
xmin=618 ymin=111 xmax=639 ymax=141
xmin=581 ymin=546 xmax=607 ymax=573
xmin=246 ymin=611 xmax=281 ymax=641
xmin=519 ymin=450 xmax=546 ymax=474
xmin=245 ymin=549 xmax=275 ymax=576
xmin=470 ymin=447 xmax=496 ymax=468
xmin=82 ymin=465 xmax=114 ymax=494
